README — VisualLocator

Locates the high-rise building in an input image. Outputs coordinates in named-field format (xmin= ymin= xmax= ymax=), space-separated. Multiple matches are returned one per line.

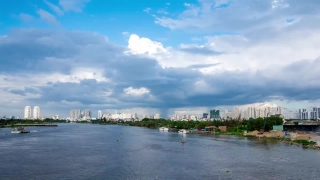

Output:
xmin=98 ymin=110 xmax=102 ymax=119
xmin=311 ymin=107 xmax=318 ymax=120
xmin=70 ymin=109 xmax=81 ymax=120
xmin=235 ymin=108 xmax=239 ymax=119
xmin=24 ymin=106 xmax=31 ymax=119
xmin=210 ymin=109 xmax=220 ymax=119
xmin=33 ymin=106 xmax=40 ymax=119
xmin=299 ymin=109 xmax=308 ymax=120
xmin=202 ymin=113 xmax=208 ymax=119
xmin=84 ymin=109 xmax=91 ymax=119
xmin=154 ymin=114 xmax=160 ymax=119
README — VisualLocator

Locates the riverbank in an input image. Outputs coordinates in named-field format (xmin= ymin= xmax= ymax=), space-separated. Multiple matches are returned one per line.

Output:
xmin=73 ymin=119 xmax=320 ymax=150
xmin=0 ymin=119 xmax=66 ymax=128
xmin=183 ymin=129 xmax=320 ymax=150
xmin=4 ymin=124 xmax=58 ymax=127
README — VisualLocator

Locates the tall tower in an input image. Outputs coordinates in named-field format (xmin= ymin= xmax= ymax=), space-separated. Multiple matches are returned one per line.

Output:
xmin=235 ymin=108 xmax=239 ymax=119
xmin=98 ymin=110 xmax=102 ymax=119
xmin=33 ymin=106 xmax=40 ymax=119
xmin=24 ymin=106 xmax=31 ymax=119
xmin=84 ymin=109 xmax=91 ymax=119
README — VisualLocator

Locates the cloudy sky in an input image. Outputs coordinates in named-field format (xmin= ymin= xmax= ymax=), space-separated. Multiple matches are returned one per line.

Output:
xmin=1 ymin=0 xmax=320 ymax=118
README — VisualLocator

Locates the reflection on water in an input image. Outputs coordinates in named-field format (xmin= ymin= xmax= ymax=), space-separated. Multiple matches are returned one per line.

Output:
xmin=0 ymin=124 xmax=320 ymax=180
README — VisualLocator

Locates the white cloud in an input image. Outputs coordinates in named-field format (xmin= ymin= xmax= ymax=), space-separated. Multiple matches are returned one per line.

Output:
xmin=158 ymin=9 xmax=169 ymax=15
xmin=44 ymin=0 xmax=64 ymax=16
xmin=271 ymin=0 xmax=289 ymax=9
xmin=122 ymin=32 xmax=129 ymax=35
xmin=59 ymin=0 xmax=90 ymax=12
xmin=123 ymin=87 xmax=150 ymax=96
xmin=36 ymin=9 xmax=60 ymax=26
xmin=127 ymin=34 xmax=168 ymax=55
xmin=143 ymin=7 xmax=151 ymax=13
xmin=19 ymin=13 xmax=34 ymax=23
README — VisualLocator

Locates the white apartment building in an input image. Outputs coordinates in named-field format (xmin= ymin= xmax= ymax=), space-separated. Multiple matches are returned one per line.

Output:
xmin=83 ymin=109 xmax=91 ymax=119
xmin=154 ymin=114 xmax=161 ymax=119
xmin=33 ymin=106 xmax=40 ymax=119
xmin=24 ymin=106 xmax=31 ymax=119
xmin=98 ymin=110 xmax=102 ymax=119
xmin=70 ymin=109 xmax=81 ymax=120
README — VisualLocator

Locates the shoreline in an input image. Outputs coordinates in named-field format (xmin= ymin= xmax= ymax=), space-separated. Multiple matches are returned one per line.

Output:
xmin=194 ymin=131 xmax=320 ymax=150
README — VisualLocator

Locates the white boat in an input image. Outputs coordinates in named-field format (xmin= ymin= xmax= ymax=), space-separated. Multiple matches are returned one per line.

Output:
xmin=178 ymin=129 xmax=187 ymax=134
xmin=159 ymin=127 xmax=169 ymax=131
xmin=11 ymin=128 xmax=21 ymax=134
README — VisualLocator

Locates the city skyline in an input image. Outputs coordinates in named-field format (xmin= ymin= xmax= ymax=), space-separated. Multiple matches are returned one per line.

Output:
xmin=4 ymin=103 xmax=320 ymax=120
xmin=1 ymin=1 xmax=320 ymax=117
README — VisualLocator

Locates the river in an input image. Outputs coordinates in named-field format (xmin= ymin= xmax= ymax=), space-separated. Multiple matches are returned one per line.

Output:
xmin=0 ymin=123 xmax=319 ymax=180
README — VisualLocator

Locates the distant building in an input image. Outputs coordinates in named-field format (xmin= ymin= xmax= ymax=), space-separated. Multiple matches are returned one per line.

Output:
xmin=210 ymin=109 xmax=220 ymax=119
xmin=70 ymin=109 xmax=81 ymax=120
xmin=33 ymin=106 xmax=40 ymax=119
xmin=154 ymin=114 xmax=160 ymax=119
xmin=202 ymin=113 xmax=208 ymax=119
xmin=235 ymin=108 xmax=239 ymax=119
xmin=299 ymin=109 xmax=308 ymax=120
xmin=84 ymin=109 xmax=91 ymax=119
xmin=310 ymin=107 xmax=318 ymax=120
xmin=24 ymin=106 xmax=31 ymax=119
xmin=98 ymin=110 xmax=102 ymax=119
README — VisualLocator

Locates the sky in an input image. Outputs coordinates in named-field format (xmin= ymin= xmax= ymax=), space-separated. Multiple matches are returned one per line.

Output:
xmin=1 ymin=0 xmax=320 ymax=118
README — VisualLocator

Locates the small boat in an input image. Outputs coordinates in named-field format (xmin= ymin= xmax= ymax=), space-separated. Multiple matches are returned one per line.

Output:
xmin=159 ymin=127 xmax=169 ymax=131
xmin=18 ymin=127 xmax=30 ymax=133
xmin=11 ymin=128 xmax=21 ymax=134
xmin=178 ymin=129 xmax=187 ymax=134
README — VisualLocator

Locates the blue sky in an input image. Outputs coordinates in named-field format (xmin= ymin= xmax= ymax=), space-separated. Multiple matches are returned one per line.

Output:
xmin=1 ymin=0 xmax=320 ymax=118
xmin=0 ymin=0 xmax=204 ymax=47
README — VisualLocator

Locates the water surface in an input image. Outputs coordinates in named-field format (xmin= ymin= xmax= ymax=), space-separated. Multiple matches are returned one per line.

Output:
xmin=0 ymin=124 xmax=319 ymax=180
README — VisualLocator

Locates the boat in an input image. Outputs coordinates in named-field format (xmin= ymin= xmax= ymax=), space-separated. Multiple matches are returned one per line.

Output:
xmin=11 ymin=128 xmax=21 ymax=134
xmin=178 ymin=129 xmax=187 ymax=134
xmin=159 ymin=127 xmax=169 ymax=131
xmin=17 ymin=127 xmax=30 ymax=133
xmin=18 ymin=127 xmax=30 ymax=133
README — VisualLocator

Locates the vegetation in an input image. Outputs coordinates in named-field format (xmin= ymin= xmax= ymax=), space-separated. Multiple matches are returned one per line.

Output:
xmin=293 ymin=139 xmax=317 ymax=146
xmin=0 ymin=119 xmax=67 ymax=127
xmin=89 ymin=116 xmax=283 ymax=132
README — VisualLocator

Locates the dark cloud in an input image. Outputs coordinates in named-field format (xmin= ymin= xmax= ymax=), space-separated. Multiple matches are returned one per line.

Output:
xmin=187 ymin=63 xmax=220 ymax=69
xmin=1 ymin=29 xmax=320 ymax=117
xmin=180 ymin=46 xmax=223 ymax=55
xmin=9 ymin=87 xmax=39 ymax=96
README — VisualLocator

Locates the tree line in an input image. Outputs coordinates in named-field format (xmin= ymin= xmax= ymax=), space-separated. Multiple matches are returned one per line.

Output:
xmin=92 ymin=116 xmax=283 ymax=132
xmin=0 ymin=119 xmax=67 ymax=127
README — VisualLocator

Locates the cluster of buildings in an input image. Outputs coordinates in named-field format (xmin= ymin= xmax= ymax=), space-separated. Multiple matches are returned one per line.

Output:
xmin=170 ymin=106 xmax=320 ymax=121
xmin=69 ymin=109 xmax=92 ymax=121
xmin=23 ymin=106 xmax=40 ymax=119
xmin=3 ymin=105 xmax=320 ymax=122
xmin=98 ymin=111 xmax=161 ymax=121
xmin=67 ymin=109 xmax=162 ymax=121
